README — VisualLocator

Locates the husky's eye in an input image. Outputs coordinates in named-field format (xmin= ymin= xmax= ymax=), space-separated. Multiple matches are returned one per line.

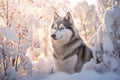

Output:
xmin=54 ymin=27 xmax=57 ymax=29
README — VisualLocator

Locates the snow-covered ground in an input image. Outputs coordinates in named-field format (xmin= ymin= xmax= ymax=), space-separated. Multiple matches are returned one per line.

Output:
xmin=45 ymin=71 xmax=120 ymax=80
xmin=19 ymin=54 xmax=120 ymax=80
xmin=19 ymin=55 xmax=120 ymax=80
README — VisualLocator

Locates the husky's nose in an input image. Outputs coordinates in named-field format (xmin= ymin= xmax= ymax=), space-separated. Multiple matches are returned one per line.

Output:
xmin=52 ymin=34 xmax=56 ymax=38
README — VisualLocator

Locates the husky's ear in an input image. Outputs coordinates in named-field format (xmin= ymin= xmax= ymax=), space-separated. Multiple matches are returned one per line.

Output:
xmin=64 ymin=12 xmax=73 ymax=23
xmin=54 ymin=12 xmax=59 ymax=20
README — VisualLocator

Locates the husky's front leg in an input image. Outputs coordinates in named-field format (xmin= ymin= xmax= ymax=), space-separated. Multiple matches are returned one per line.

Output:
xmin=54 ymin=54 xmax=77 ymax=74
xmin=63 ymin=54 xmax=77 ymax=73
xmin=74 ymin=60 xmax=83 ymax=72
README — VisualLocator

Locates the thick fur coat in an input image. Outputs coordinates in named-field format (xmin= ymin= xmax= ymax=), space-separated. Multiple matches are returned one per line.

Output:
xmin=51 ymin=12 xmax=93 ymax=73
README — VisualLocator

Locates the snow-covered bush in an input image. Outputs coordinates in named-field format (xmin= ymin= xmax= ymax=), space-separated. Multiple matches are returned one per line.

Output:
xmin=0 ymin=26 xmax=18 ymax=80
xmin=83 ymin=0 xmax=120 ymax=75
xmin=102 ymin=3 xmax=120 ymax=74
xmin=0 ymin=26 xmax=33 ymax=80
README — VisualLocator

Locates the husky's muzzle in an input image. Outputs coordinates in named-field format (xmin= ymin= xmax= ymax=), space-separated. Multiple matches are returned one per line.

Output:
xmin=52 ymin=34 xmax=56 ymax=39
xmin=51 ymin=34 xmax=56 ymax=40
xmin=51 ymin=33 xmax=63 ymax=40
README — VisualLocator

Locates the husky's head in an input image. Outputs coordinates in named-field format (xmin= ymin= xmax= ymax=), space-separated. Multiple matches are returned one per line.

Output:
xmin=51 ymin=12 xmax=77 ymax=44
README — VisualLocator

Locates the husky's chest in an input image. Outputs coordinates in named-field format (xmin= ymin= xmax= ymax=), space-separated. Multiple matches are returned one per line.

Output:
xmin=54 ymin=54 xmax=77 ymax=73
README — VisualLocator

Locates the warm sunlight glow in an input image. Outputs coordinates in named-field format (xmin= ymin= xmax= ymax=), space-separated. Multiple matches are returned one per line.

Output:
xmin=0 ymin=0 xmax=120 ymax=79
xmin=85 ymin=0 xmax=97 ymax=5
xmin=39 ymin=53 xmax=47 ymax=61
xmin=69 ymin=0 xmax=97 ymax=5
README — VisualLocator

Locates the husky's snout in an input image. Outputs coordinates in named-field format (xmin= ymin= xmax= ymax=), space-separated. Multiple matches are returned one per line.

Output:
xmin=51 ymin=32 xmax=63 ymax=40
xmin=52 ymin=34 xmax=56 ymax=39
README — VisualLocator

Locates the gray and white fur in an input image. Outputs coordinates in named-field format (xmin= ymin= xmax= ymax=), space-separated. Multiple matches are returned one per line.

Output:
xmin=50 ymin=12 xmax=93 ymax=74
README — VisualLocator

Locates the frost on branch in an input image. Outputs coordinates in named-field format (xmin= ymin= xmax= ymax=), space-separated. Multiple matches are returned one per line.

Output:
xmin=0 ymin=26 xmax=19 ymax=79
xmin=100 ymin=4 xmax=120 ymax=73
xmin=102 ymin=4 xmax=120 ymax=74
xmin=17 ymin=55 xmax=32 ymax=76
xmin=73 ymin=1 xmax=99 ymax=40
xmin=104 ymin=4 xmax=120 ymax=56
xmin=6 ymin=61 xmax=18 ymax=80
xmin=0 ymin=26 xmax=18 ymax=42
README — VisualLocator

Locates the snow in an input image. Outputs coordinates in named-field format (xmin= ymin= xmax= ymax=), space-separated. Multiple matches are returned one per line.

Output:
xmin=6 ymin=61 xmax=18 ymax=80
xmin=23 ymin=56 xmax=32 ymax=71
xmin=17 ymin=54 xmax=120 ymax=80
xmin=12 ymin=47 xmax=18 ymax=58
xmin=18 ymin=56 xmax=32 ymax=71
xmin=32 ymin=55 xmax=54 ymax=75
xmin=93 ymin=41 xmax=103 ymax=62
xmin=103 ymin=34 xmax=114 ymax=51
xmin=104 ymin=10 xmax=114 ymax=29
xmin=0 ymin=71 xmax=6 ymax=80
xmin=20 ymin=55 xmax=55 ymax=80
xmin=103 ymin=53 xmax=119 ymax=72
xmin=113 ymin=5 xmax=120 ymax=18
xmin=0 ymin=26 xmax=18 ymax=42
xmin=82 ymin=59 xmax=98 ymax=71
xmin=20 ymin=70 xmax=44 ymax=80
xmin=45 ymin=71 xmax=120 ymax=80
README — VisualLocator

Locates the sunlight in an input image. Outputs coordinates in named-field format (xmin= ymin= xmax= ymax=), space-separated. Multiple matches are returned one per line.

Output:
xmin=85 ymin=0 xmax=97 ymax=5
xmin=69 ymin=0 xmax=97 ymax=5
xmin=0 ymin=0 xmax=120 ymax=79
xmin=39 ymin=53 xmax=47 ymax=61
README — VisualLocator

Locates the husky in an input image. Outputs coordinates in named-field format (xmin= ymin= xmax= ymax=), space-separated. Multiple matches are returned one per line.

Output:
xmin=50 ymin=12 xmax=93 ymax=74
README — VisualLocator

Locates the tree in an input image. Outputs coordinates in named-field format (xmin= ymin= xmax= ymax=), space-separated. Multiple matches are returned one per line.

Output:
xmin=73 ymin=1 xmax=99 ymax=41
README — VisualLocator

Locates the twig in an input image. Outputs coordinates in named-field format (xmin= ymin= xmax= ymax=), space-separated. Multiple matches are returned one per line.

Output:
xmin=6 ymin=0 xmax=8 ymax=26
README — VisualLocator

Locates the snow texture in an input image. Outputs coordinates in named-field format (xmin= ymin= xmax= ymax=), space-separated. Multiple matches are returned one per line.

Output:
xmin=104 ymin=10 xmax=114 ymax=32
xmin=6 ymin=61 xmax=18 ymax=80
xmin=103 ymin=34 xmax=114 ymax=51
xmin=45 ymin=71 xmax=120 ymax=80
xmin=0 ymin=26 xmax=18 ymax=42
xmin=113 ymin=5 xmax=120 ymax=18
